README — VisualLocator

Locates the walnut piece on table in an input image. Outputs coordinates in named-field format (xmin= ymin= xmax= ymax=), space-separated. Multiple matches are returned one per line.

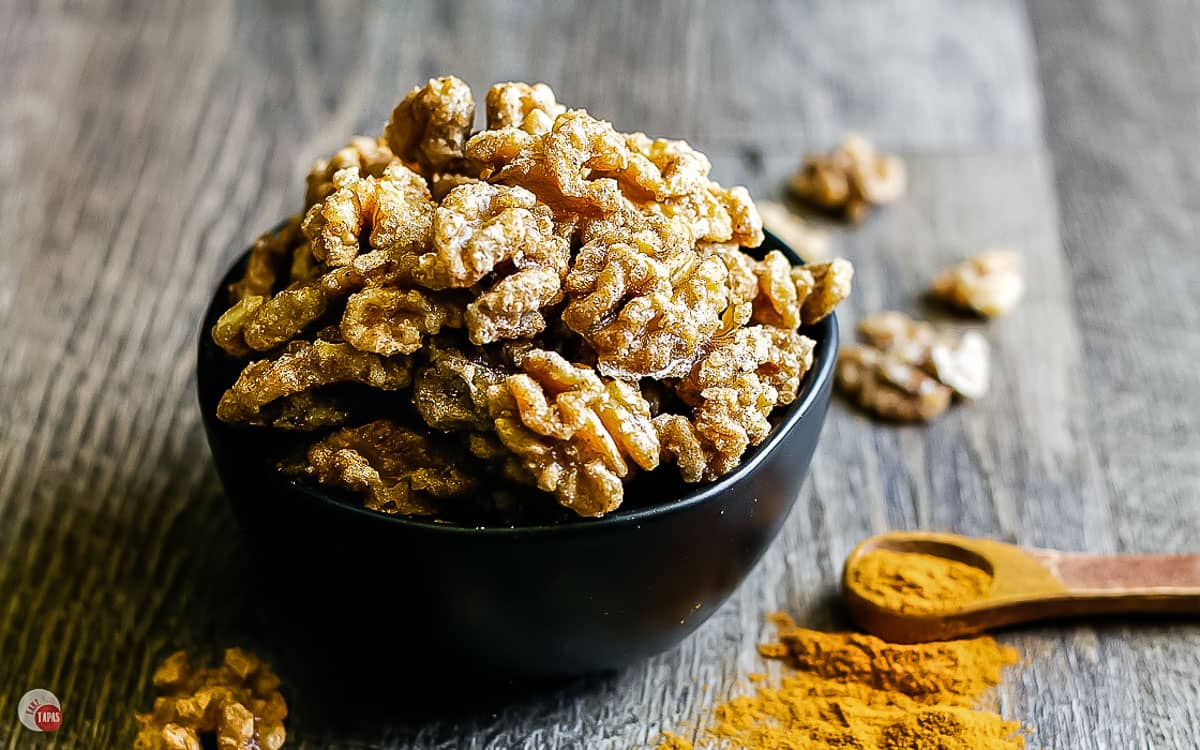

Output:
xmin=836 ymin=344 xmax=953 ymax=422
xmin=928 ymin=330 xmax=990 ymax=400
xmin=929 ymin=249 xmax=1025 ymax=318
xmin=134 ymin=648 xmax=287 ymax=750
xmin=790 ymin=133 xmax=906 ymax=222
xmin=837 ymin=311 xmax=991 ymax=421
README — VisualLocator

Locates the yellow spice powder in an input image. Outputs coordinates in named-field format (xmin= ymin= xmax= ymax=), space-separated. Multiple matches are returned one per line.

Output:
xmin=659 ymin=614 xmax=1024 ymax=750
xmin=848 ymin=548 xmax=993 ymax=614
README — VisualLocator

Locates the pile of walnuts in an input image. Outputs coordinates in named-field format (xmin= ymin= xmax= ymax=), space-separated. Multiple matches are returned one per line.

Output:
xmin=212 ymin=77 xmax=852 ymax=519
xmin=134 ymin=649 xmax=286 ymax=750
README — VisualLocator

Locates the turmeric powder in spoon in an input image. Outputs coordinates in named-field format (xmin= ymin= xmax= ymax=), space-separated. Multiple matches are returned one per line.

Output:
xmin=846 ymin=548 xmax=994 ymax=614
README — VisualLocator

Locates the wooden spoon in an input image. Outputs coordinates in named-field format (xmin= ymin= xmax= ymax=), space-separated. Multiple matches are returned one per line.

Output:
xmin=842 ymin=531 xmax=1200 ymax=643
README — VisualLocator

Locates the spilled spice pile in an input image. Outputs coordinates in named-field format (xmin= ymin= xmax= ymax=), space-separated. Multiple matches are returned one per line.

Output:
xmin=847 ymin=548 xmax=993 ymax=614
xmin=660 ymin=614 xmax=1023 ymax=749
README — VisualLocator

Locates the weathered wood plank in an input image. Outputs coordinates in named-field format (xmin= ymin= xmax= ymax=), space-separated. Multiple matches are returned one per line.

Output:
xmin=1026 ymin=2 xmax=1200 ymax=748
xmin=0 ymin=0 xmax=1197 ymax=749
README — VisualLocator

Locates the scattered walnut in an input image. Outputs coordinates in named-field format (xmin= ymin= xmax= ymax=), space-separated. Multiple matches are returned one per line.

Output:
xmin=855 ymin=310 xmax=939 ymax=364
xmin=856 ymin=310 xmax=990 ymax=399
xmin=134 ymin=648 xmax=286 ymax=750
xmin=929 ymin=249 xmax=1024 ymax=318
xmin=790 ymin=133 xmax=906 ymax=222
xmin=306 ymin=420 xmax=475 ymax=515
xmin=929 ymin=330 xmax=990 ymax=400
xmin=755 ymin=200 xmax=831 ymax=262
xmin=836 ymin=344 xmax=952 ymax=422
xmin=837 ymin=309 xmax=992 ymax=420
xmin=383 ymin=75 xmax=475 ymax=174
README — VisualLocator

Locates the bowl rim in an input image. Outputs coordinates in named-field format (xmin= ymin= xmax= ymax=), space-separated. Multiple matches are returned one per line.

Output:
xmin=199 ymin=228 xmax=839 ymax=537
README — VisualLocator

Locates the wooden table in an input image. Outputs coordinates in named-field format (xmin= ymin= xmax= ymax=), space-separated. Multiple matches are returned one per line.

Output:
xmin=2 ymin=2 xmax=1197 ymax=748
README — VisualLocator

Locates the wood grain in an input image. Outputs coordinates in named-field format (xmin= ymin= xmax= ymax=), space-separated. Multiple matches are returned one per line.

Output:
xmin=0 ymin=1 xmax=1196 ymax=748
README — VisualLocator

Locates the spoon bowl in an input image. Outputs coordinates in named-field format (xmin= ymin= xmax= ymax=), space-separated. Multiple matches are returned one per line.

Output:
xmin=843 ymin=531 xmax=1200 ymax=643
xmin=196 ymin=230 xmax=838 ymax=677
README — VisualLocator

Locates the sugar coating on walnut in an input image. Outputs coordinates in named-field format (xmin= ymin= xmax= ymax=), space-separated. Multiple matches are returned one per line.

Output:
xmin=412 ymin=343 xmax=511 ymax=432
xmin=418 ymin=182 xmax=567 ymax=288
xmin=238 ymin=266 xmax=363 ymax=353
xmin=485 ymin=81 xmax=565 ymax=133
xmin=563 ymin=241 xmax=730 ymax=379
xmin=134 ymin=648 xmax=286 ymax=750
xmin=704 ymin=248 xmax=852 ymax=332
xmin=305 ymin=136 xmax=399 ymax=209
xmin=414 ymin=182 xmax=569 ymax=344
xmin=383 ymin=75 xmax=475 ymax=174
xmin=306 ymin=420 xmax=475 ymax=515
xmin=796 ymin=258 xmax=855 ymax=326
xmin=467 ymin=109 xmax=629 ymax=216
xmin=490 ymin=349 xmax=660 ymax=516
xmin=662 ymin=326 xmax=815 ymax=480
xmin=340 ymin=286 xmax=463 ymax=356
xmin=217 ymin=340 xmax=411 ymax=424
xmin=301 ymin=163 xmax=434 ymax=270
xmin=229 ymin=217 xmax=305 ymax=303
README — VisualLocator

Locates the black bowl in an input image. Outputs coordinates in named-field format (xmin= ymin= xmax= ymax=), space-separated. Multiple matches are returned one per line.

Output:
xmin=196 ymin=230 xmax=838 ymax=678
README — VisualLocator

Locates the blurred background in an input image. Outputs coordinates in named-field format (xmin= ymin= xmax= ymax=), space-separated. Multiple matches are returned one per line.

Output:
xmin=1 ymin=1 xmax=1197 ymax=748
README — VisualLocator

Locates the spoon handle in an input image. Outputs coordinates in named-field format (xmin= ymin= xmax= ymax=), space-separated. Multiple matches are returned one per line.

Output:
xmin=1028 ymin=550 xmax=1200 ymax=594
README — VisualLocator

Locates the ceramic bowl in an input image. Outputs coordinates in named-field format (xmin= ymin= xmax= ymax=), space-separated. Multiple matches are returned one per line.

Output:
xmin=196 ymin=230 xmax=838 ymax=677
